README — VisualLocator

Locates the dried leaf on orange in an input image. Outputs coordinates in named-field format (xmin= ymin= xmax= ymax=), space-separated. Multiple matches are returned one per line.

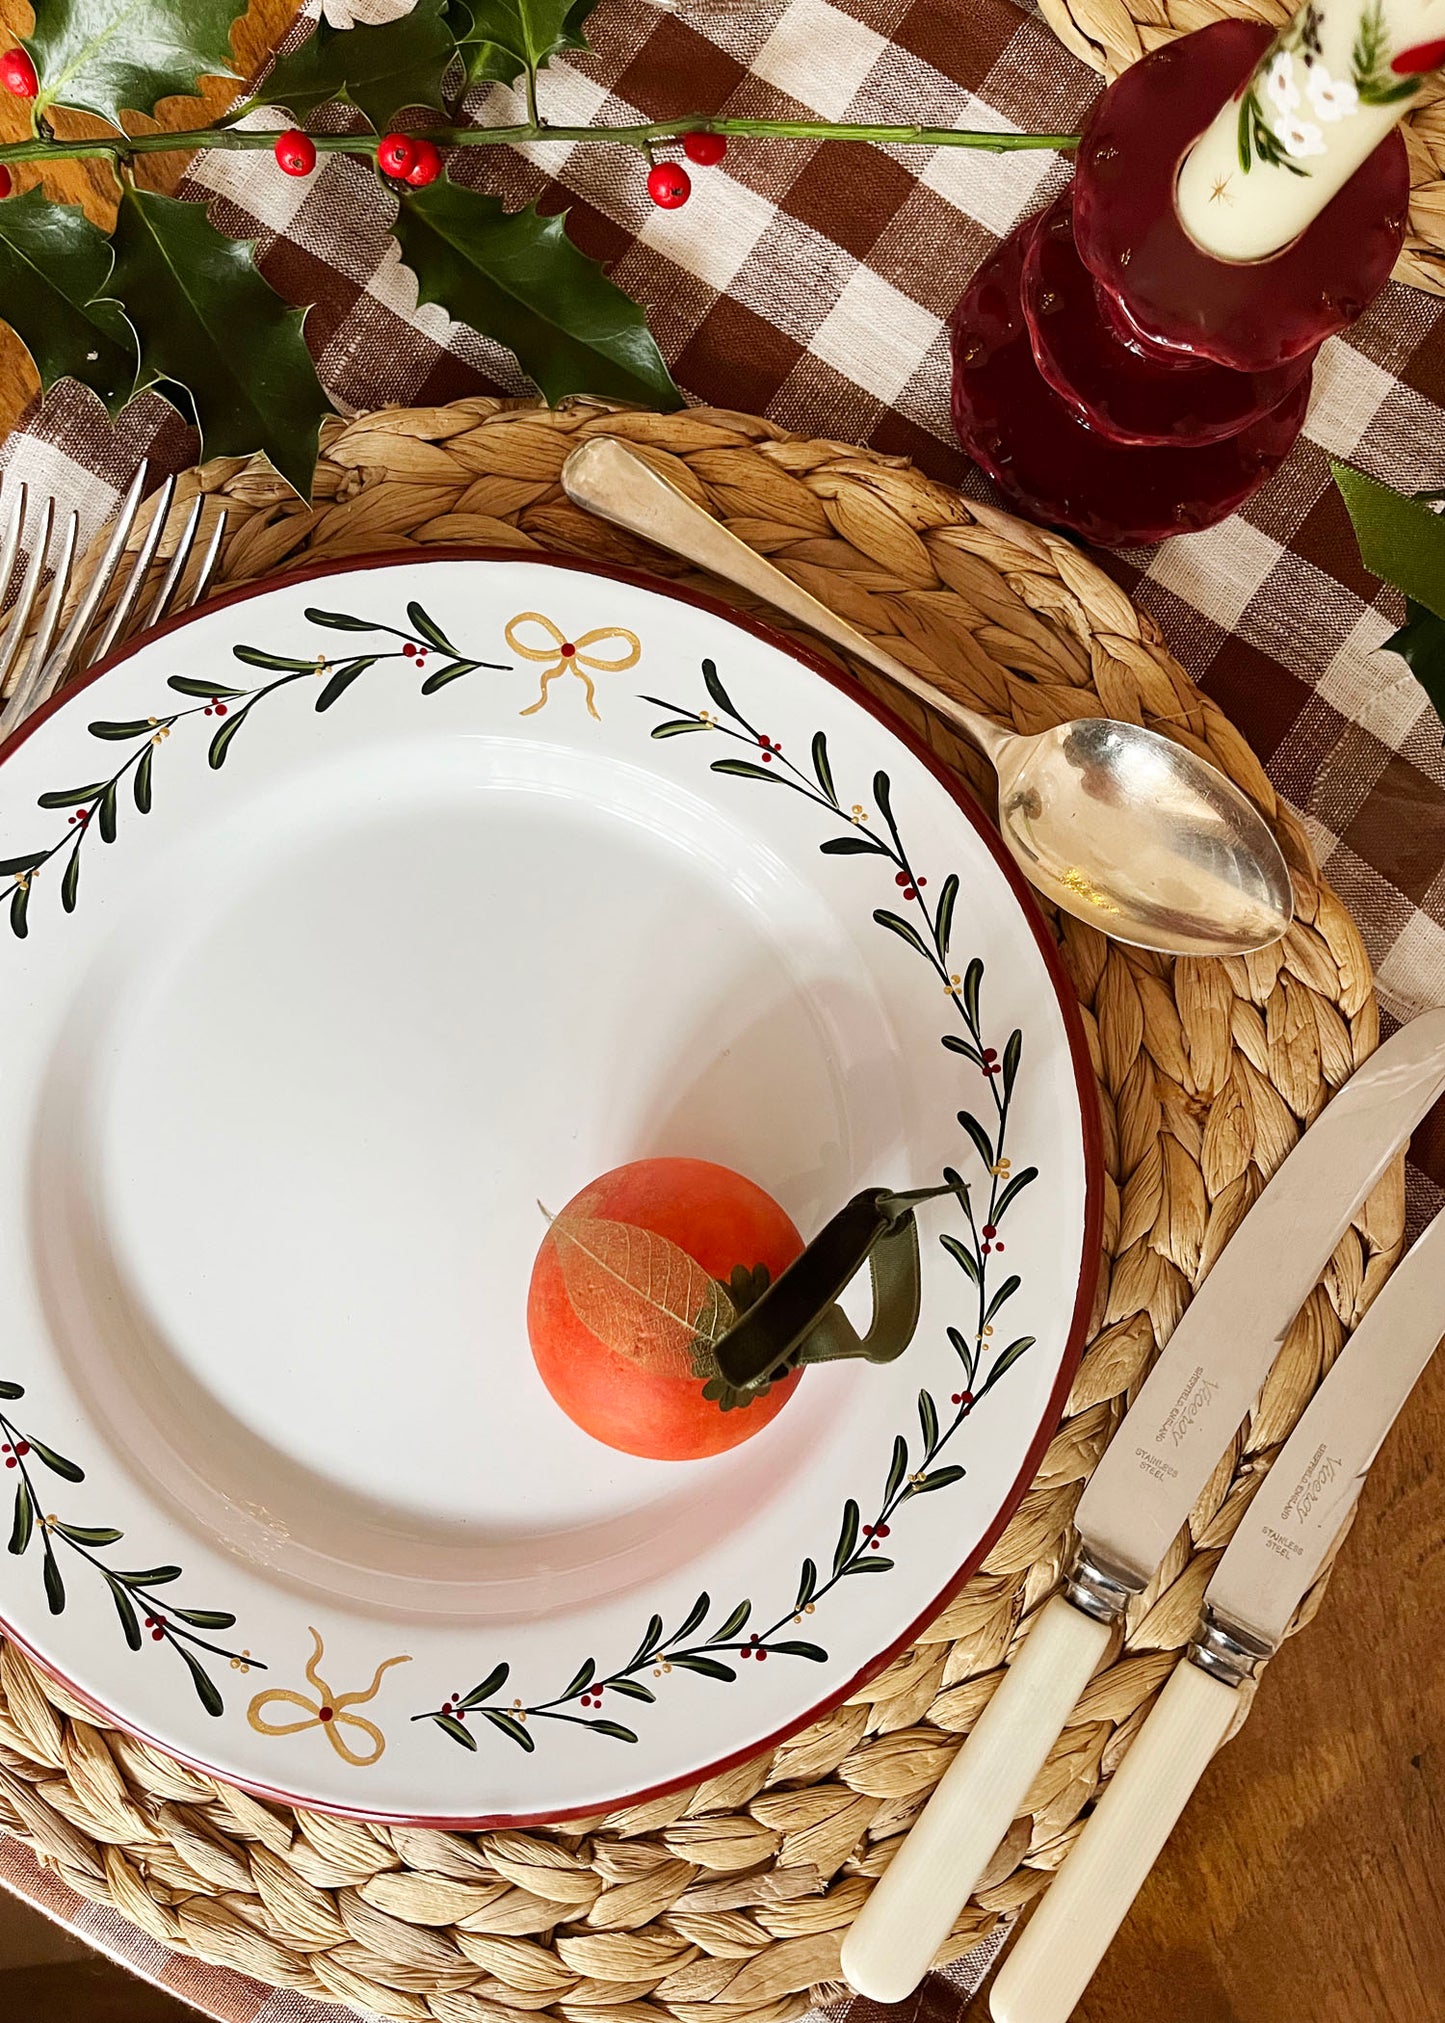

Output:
xmin=529 ymin=1157 xmax=805 ymax=1459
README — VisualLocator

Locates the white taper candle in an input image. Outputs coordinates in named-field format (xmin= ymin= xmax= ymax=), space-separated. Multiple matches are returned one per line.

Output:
xmin=1175 ymin=0 xmax=1445 ymax=260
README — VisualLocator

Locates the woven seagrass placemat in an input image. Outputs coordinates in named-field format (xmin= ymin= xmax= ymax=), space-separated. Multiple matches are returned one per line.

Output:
xmin=0 ymin=397 xmax=1406 ymax=2023
xmin=1039 ymin=0 xmax=1445 ymax=293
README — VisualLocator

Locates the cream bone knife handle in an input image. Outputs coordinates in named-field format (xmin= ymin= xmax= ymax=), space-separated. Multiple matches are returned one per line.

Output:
xmin=839 ymin=1595 xmax=1111 ymax=2003
xmin=989 ymin=1658 xmax=1239 ymax=2023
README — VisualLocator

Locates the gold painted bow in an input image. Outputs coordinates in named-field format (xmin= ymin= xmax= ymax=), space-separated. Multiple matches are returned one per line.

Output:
xmin=248 ymin=1627 xmax=410 ymax=1767
xmin=505 ymin=610 xmax=641 ymax=720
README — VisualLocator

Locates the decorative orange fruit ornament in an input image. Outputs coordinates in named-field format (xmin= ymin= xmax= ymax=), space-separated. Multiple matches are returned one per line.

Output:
xmin=529 ymin=1157 xmax=805 ymax=1460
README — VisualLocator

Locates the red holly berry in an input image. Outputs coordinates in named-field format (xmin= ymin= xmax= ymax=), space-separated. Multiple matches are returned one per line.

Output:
xmin=0 ymin=167 xmax=11 ymax=201
xmin=1392 ymin=37 xmax=1445 ymax=74
xmin=683 ymin=131 xmax=727 ymax=166
xmin=275 ymin=130 xmax=316 ymax=177
xmin=318 ymin=1704 xmax=335 ymax=1722
xmin=377 ymin=132 xmax=417 ymax=179
xmin=403 ymin=641 xmax=416 ymax=656
xmin=982 ymin=1225 xmax=997 ymax=1240
xmin=14 ymin=1441 xmax=28 ymax=1456
xmin=404 ymin=138 xmax=442 ymax=188
xmin=1 ymin=48 xmax=38 ymax=98
xmin=647 ymin=160 xmax=691 ymax=209
xmin=982 ymin=1047 xmax=998 ymax=1064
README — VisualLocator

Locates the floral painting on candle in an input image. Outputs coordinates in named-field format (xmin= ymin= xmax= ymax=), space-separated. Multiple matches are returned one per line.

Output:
xmin=1176 ymin=0 xmax=1444 ymax=260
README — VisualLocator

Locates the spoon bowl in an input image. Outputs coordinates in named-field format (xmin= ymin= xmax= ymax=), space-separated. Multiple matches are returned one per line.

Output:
xmin=561 ymin=437 xmax=1294 ymax=958
xmin=992 ymin=713 xmax=1293 ymax=956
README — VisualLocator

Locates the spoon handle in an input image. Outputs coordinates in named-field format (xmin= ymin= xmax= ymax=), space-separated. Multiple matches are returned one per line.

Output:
xmin=560 ymin=437 xmax=1011 ymax=767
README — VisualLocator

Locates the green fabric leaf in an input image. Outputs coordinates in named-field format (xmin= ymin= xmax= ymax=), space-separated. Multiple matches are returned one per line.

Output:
xmin=0 ymin=191 xmax=138 ymax=414
xmin=257 ymin=0 xmax=454 ymax=131
xmin=28 ymin=0 xmax=248 ymax=126
xmin=1332 ymin=460 xmax=1445 ymax=622
xmin=393 ymin=177 xmax=681 ymax=409
xmin=109 ymin=189 xmax=329 ymax=499
xmin=1382 ymin=599 xmax=1445 ymax=740
xmin=448 ymin=0 xmax=596 ymax=88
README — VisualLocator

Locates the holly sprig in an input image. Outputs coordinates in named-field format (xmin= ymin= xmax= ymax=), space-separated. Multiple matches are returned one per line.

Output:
xmin=0 ymin=0 xmax=1078 ymax=497
xmin=0 ymin=1380 xmax=259 ymax=1714
xmin=0 ymin=598 xmax=507 ymax=936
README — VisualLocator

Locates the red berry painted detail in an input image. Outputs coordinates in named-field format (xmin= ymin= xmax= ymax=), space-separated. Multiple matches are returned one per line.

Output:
xmin=377 ymin=132 xmax=417 ymax=179
xmin=0 ymin=166 xmax=11 ymax=201
xmin=982 ymin=1225 xmax=997 ymax=1240
xmin=647 ymin=160 xmax=691 ymax=209
xmin=1 ymin=48 xmax=38 ymax=98
xmin=275 ymin=130 xmax=317 ymax=177
xmin=14 ymin=1441 xmax=28 ymax=1456
xmin=1393 ymin=37 xmax=1445 ymax=73
xmin=683 ymin=131 xmax=727 ymax=166
xmin=404 ymin=138 xmax=441 ymax=188
xmin=318 ymin=1705 xmax=335 ymax=1722
xmin=3 ymin=1458 xmax=13 ymax=1470
xmin=559 ymin=641 xmax=576 ymax=658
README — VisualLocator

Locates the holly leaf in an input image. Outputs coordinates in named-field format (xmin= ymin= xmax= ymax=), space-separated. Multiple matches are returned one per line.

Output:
xmin=1381 ymin=599 xmax=1445 ymax=740
xmin=28 ymin=0 xmax=248 ymax=126
xmin=109 ymin=189 xmax=330 ymax=500
xmin=1333 ymin=461 xmax=1445 ymax=739
xmin=257 ymin=0 xmax=454 ymax=132
xmin=393 ymin=179 xmax=680 ymax=410
xmin=0 ymin=192 xmax=138 ymax=415
xmin=448 ymin=0 xmax=597 ymax=88
xmin=1332 ymin=460 xmax=1445 ymax=620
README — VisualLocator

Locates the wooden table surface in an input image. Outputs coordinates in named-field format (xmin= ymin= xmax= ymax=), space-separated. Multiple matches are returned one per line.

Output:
xmin=0 ymin=4 xmax=1442 ymax=2015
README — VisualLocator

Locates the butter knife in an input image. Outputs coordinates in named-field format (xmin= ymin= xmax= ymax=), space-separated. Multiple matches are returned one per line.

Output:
xmin=990 ymin=1195 xmax=1445 ymax=2023
xmin=840 ymin=1008 xmax=1445 ymax=2002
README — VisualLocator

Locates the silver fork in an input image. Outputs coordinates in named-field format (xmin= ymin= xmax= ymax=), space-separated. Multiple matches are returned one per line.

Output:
xmin=0 ymin=463 xmax=228 ymax=729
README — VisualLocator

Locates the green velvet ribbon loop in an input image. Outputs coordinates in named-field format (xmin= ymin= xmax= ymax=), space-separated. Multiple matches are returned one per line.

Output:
xmin=711 ymin=1180 xmax=966 ymax=1396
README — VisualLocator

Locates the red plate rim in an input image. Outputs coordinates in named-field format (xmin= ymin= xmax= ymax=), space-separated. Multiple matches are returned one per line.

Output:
xmin=0 ymin=544 xmax=1105 ymax=1829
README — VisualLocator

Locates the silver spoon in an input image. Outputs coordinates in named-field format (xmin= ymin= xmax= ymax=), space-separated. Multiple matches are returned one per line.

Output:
xmin=562 ymin=437 xmax=1294 ymax=958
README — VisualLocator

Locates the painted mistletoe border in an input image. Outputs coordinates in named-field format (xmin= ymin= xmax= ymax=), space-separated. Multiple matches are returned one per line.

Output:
xmin=0 ymin=565 xmax=1090 ymax=1785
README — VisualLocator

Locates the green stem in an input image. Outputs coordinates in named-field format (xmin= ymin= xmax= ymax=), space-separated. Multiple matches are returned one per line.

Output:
xmin=0 ymin=116 xmax=1079 ymax=169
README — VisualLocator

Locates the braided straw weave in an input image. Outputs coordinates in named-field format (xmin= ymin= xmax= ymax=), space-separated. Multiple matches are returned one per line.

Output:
xmin=0 ymin=398 xmax=1405 ymax=2022
xmin=1039 ymin=0 xmax=1445 ymax=293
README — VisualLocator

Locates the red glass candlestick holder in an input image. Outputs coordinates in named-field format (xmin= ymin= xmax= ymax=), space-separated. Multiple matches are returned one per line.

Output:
xmin=949 ymin=21 xmax=1409 ymax=545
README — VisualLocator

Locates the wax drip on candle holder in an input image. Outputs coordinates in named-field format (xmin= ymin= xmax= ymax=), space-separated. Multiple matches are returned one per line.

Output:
xmin=949 ymin=8 xmax=1423 ymax=546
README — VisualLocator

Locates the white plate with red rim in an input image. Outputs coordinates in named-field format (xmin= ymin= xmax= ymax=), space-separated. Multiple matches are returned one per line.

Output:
xmin=0 ymin=551 xmax=1101 ymax=1825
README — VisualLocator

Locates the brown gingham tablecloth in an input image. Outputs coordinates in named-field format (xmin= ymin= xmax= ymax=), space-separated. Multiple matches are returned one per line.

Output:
xmin=3 ymin=0 xmax=1445 ymax=2010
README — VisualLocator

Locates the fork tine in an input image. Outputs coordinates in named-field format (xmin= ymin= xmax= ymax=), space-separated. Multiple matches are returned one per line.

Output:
xmin=7 ymin=508 xmax=79 ymax=721
xmin=140 ymin=493 xmax=204 ymax=631
xmin=182 ymin=509 xmax=227 ymax=612
xmin=0 ymin=478 xmax=29 ymax=621
xmin=85 ymin=473 xmax=176 ymax=669
xmin=0 ymin=492 xmax=52 ymax=700
xmin=11 ymin=462 xmax=149 ymax=721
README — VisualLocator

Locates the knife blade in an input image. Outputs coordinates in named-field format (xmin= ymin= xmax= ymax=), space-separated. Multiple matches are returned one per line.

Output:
xmin=990 ymin=1197 xmax=1445 ymax=2023
xmin=841 ymin=1007 xmax=1445 ymax=2003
